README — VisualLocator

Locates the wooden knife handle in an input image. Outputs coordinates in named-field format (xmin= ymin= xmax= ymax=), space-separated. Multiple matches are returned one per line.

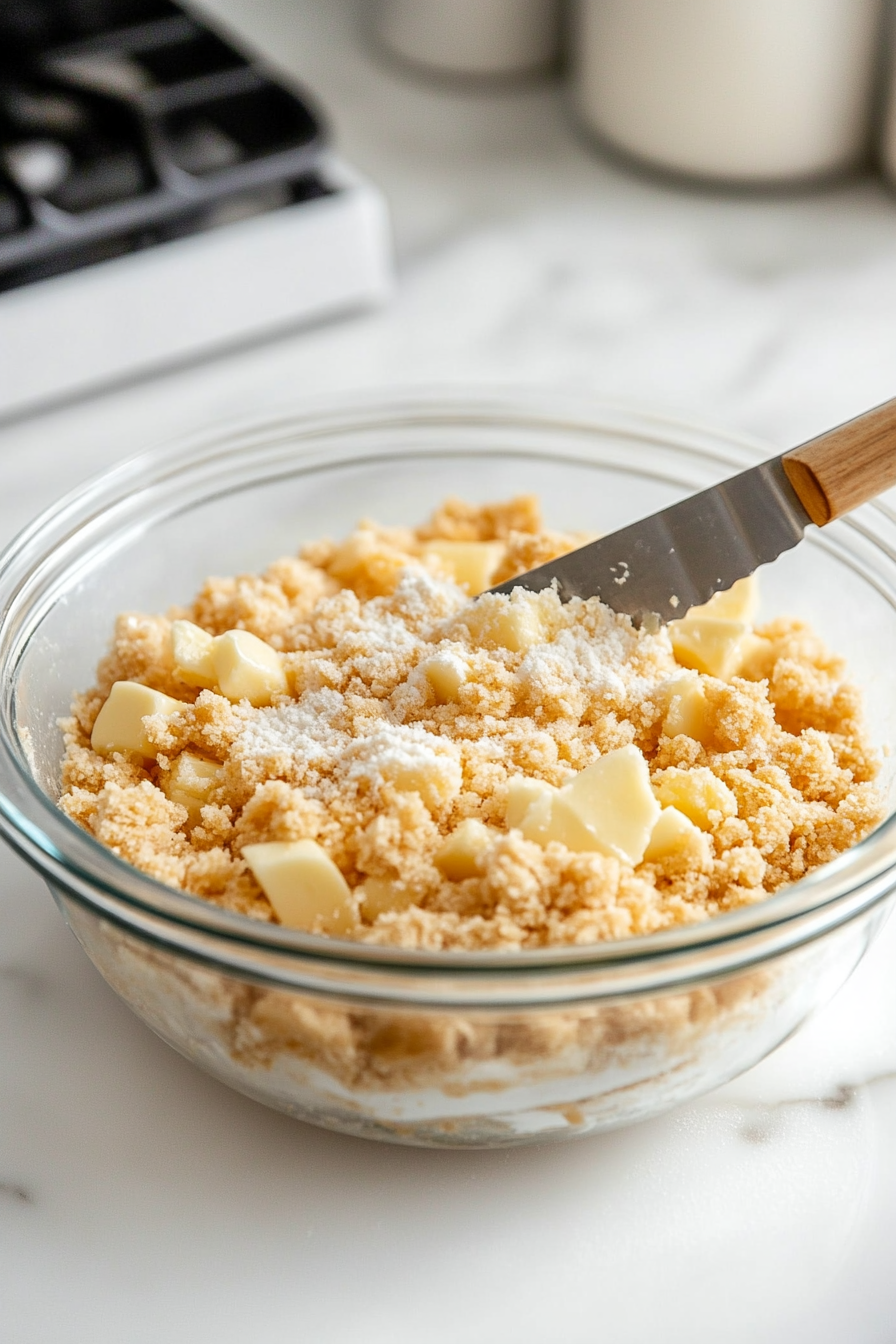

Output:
xmin=783 ymin=397 xmax=896 ymax=526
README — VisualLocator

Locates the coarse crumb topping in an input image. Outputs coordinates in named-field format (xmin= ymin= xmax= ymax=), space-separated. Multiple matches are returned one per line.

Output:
xmin=58 ymin=495 xmax=884 ymax=950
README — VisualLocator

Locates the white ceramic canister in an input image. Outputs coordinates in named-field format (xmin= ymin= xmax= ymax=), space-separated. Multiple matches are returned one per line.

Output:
xmin=879 ymin=17 xmax=896 ymax=185
xmin=571 ymin=0 xmax=883 ymax=183
xmin=374 ymin=0 xmax=562 ymax=79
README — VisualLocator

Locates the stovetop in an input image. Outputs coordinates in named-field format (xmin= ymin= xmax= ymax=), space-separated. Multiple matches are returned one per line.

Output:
xmin=0 ymin=0 xmax=330 ymax=291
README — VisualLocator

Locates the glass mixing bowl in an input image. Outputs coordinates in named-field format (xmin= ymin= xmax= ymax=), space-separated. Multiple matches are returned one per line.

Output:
xmin=2 ymin=391 xmax=896 ymax=1148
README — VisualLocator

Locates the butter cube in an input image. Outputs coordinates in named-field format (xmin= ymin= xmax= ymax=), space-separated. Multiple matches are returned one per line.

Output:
xmin=559 ymin=745 xmax=661 ymax=865
xmin=434 ymin=818 xmax=493 ymax=880
xmin=162 ymin=751 xmax=222 ymax=826
xmin=735 ymin=632 xmax=776 ymax=680
xmin=491 ymin=603 xmax=546 ymax=653
xmin=91 ymin=681 xmax=184 ymax=759
xmin=662 ymin=672 xmax=711 ymax=745
xmin=670 ymin=617 xmax=750 ymax=679
xmin=505 ymin=776 xmax=556 ymax=829
xmin=516 ymin=747 xmax=660 ymax=865
xmin=173 ymin=621 xmax=289 ymax=705
xmin=359 ymin=876 xmax=417 ymax=919
xmin=211 ymin=629 xmax=287 ymax=707
xmin=644 ymin=806 xmax=710 ymax=863
xmin=466 ymin=596 xmax=546 ymax=653
xmin=327 ymin=530 xmax=408 ymax=597
xmin=382 ymin=753 xmax=461 ymax=813
xmin=686 ymin=575 xmax=759 ymax=623
xmin=243 ymin=839 xmax=354 ymax=934
xmin=422 ymin=652 xmax=467 ymax=703
xmin=653 ymin=767 xmax=737 ymax=830
xmin=171 ymin=620 xmax=217 ymax=689
xmin=521 ymin=788 xmax=603 ymax=853
xmin=421 ymin=540 xmax=505 ymax=596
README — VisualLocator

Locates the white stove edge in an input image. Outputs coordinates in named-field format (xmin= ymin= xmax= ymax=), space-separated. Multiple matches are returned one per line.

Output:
xmin=0 ymin=155 xmax=394 ymax=419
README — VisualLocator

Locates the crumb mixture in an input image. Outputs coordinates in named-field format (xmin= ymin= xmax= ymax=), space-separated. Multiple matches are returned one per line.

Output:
xmin=59 ymin=495 xmax=884 ymax=950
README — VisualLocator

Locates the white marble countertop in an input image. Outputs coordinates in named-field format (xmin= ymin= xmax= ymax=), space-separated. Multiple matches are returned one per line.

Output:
xmin=4 ymin=3 xmax=896 ymax=1340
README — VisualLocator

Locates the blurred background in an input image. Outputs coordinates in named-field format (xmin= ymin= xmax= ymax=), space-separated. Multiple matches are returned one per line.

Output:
xmin=3 ymin=0 xmax=896 ymax=450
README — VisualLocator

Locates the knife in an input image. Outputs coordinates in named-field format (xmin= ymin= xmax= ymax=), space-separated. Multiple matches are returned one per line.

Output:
xmin=488 ymin=397 xmax=896 ymax=623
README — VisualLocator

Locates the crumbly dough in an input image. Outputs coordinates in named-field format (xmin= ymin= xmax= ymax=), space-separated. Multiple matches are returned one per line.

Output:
xmin=59 ymin=495 xmax=884 ymax=950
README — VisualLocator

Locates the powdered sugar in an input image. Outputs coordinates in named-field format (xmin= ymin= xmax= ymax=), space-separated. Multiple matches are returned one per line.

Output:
xmin=230 ymin=577 xmax=673 ymax=819
xmin=345 ymin=722 xmax=463 ymax=807
xmin=234 ymin=689 xmax=353 ymax=792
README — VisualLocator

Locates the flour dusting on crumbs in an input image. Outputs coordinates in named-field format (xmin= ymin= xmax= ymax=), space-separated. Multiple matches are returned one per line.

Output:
xmin=58 ymin=495 xmax=884 ymax=950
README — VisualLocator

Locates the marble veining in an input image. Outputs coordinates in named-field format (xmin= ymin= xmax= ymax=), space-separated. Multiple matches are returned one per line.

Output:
xmin=0 ymin=1180 xmax=33 ymax=1205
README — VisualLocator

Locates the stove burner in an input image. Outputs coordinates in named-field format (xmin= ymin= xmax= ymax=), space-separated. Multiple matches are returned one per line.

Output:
xmin=0 ymin=0 xmax=328 ymax=290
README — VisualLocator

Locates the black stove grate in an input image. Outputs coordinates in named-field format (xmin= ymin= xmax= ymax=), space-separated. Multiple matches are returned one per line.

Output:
xmin=0 ymin=0 xmax=329 ymax=291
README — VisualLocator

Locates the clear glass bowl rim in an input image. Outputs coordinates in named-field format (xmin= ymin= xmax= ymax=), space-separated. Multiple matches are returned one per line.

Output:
xmin=2 ymin=387 xmax=896 ymax=1002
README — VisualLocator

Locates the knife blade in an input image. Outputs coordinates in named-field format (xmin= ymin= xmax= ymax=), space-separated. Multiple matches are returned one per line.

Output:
xmin=488 ymin=455 xmax=809 ymax=623
xmin=488 ymin=396 xmax=896 ymax=623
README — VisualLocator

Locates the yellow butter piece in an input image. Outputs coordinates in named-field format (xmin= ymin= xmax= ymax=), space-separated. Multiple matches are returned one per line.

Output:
xmin=491 ymin=604 xmax=545 ymax=652
xmin=736 ymin=631 xmax=776 ymax=680
xmin=644 ymin=806 xmax=710 ymax=863
xmin=211 ymin=629 xmax=287 ymax=707
xmin=422 ymin=652 xmax=467 ymax=702
xmin=382 ymin=752 xmax=460 ymax=813
xmin=162 ymin=751 xmax=222 ymax=826
xmin=516 ymin=747 xmax=660 ymax=865
xmin=669 ymin=617 xmax=750 ymax=679
xmin=653 ymin=766 xmax=737 ymax=830
xmin=662 ymin=671 xmax=711 ymax=745
xmin=686 ymin=575 xmax=759 ymax=623
xmin=422 ymin=540 xmax=505 ymax=596
xmin=243 ymin=839 xmax=354 ymax=934
xmin=521 ymin=788 xmax=602 ymax=853
xmin=465 ymin=596 xmax=547 ymax=653
xmin=91 ymin=681 xmax=184 ymax=759
xmin=359 ymin=876 xmax=417 ymax=919
xmin=326 ymin=529 xmax=409 ymax=597
xmin=434 ymin=818 xmax=493 ymax=880
xmin=559 ymin=745 xmax=661 ymax=865
xmin=505 ymin=776 xmax=556 ymax=830
xmin=171 ymin=619 xmax=217 ymax=689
